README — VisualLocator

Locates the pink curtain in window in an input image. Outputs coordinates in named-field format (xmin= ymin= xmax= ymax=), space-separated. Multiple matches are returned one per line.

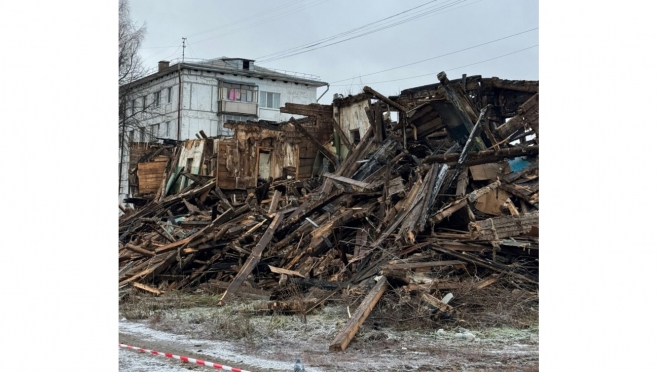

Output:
xmin=229 ymin=89 xmax=236 ymax=100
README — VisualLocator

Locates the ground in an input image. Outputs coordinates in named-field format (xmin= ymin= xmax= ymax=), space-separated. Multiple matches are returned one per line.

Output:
xmin=119 ymin=293 xmax=538 ymax=371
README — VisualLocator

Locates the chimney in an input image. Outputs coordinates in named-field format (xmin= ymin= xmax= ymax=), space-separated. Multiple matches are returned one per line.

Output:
xmin=158 ymin=61 xmax=170 ymax=72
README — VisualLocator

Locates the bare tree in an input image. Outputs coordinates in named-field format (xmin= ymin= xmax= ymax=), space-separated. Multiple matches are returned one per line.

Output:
xmin=119 ymin=0 xmax=148 ymax=197
xmin=119 ymin=0 xmax=146 ymax=87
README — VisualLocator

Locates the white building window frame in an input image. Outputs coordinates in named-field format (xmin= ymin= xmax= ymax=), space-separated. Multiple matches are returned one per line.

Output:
xmin=259 ymin=91 xmax=281 ymax=109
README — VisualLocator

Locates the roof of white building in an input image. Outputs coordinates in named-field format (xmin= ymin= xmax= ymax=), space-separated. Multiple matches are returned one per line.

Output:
xmin=121 ymin=57 xmax=328 ymax=90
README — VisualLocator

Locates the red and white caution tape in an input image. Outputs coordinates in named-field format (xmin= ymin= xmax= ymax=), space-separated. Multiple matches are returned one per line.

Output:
xmin=119 ymin=343 xmax=251 ymax=372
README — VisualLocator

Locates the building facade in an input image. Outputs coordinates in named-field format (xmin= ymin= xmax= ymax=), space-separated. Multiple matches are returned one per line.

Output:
xmin=119 ymin=57 xmax=328 ymax=205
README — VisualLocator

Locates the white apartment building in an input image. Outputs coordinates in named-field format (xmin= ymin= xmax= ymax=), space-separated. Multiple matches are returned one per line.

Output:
xmin=119 ymin=57 xmax=328 ymax=205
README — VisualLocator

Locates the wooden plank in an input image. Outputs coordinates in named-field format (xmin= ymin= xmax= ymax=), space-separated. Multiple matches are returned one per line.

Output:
xmin=280 ymin=102 xmax=333 ymax=117
xmin=332 ymin=117 xmax=355 ymax=152
xmin=268 ymin=190 xmax=281 ymax=214
xmin=132 ymin=282 xmax=163 ymax=296
xmin=155 ymin=208 xmax=236 ymax=254
xmin=423 ymin=146 xmax=539 ymax=166
xmin=218 ymin=213 xmax=284 ymax=305
xmin=495 ymin=93 xmax=539 ymax=139
xmin=420 ymin=292 xmax=454 ymax=313
xmin=119 ymin=252 xmax=176 ymax=286
xmin=455 ymin=167 xmax=470 ymax=196
xmin=329 ymin=278 xmax=388 ymax=351
xmin=503 ymin=161 xmax=539 ymax=183
xmin=124 ymin=243 xmax=155 ymax=257
xmin=434 ymin=241 xmax=489 ymax=253
xmin=469 ymin=211 xmax=539 ymax=240
xmin=473 ymin=188 xmax=512 ymax=216
xmin=268 ymin=265 xmax=305 ymax=278
xmin=363 ymin=86 xmax=407 ymax=113
xmin=432 ymin=180 xmax=501 ymax=223
xmin=322 ymin=173 xmax=371 ymax=189
xmin=469 ymin=163 xmax=502 ymax=181
xmin=381 ymin=260 xmax=467 ymax=272
xmin=475 ymin=275 xmax=499 ymax=290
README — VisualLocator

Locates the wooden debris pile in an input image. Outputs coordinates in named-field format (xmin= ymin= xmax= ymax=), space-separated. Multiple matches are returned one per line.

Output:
xmin=119 ymin=71 xmax=539 ymax=351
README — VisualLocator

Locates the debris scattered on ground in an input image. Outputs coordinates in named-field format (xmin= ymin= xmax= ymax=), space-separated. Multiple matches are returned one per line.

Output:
xmin=120 ymin=72 xmax=539 ymax=351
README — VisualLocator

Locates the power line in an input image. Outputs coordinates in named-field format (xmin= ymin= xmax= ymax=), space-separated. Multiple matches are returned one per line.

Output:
xmin=330 ymin=45 xmax=538 ymax=87
xmin=188 ymin=0 xmax=329 ymax=46
xmin=330 ymin=27 xmax=538 ymax=84
xmin=258 ymin=0 xmax=485 ymax=64
xmin=255 ymin=0 xmax=443 ymax=60
xmin=258 ymin=0 xmax=468 ymax=62
xmin=141 ymin=0 xmax=309 ymax=49
xmin=186 ymin=0 xmax=309 ymax=38
xmin=140 ymin=0 xmax=324 ymax=61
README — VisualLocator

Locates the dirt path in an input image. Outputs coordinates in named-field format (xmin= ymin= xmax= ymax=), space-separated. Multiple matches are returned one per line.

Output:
xmin=119 ymin=306 xmax=539 ymax=372
xmin=120 ymin=319 xmax=294 ymax=372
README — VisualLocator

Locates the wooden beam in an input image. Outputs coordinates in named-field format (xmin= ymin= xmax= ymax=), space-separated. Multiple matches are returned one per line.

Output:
xmin=280 ymin=102 xmax=333 ymax=117
xmin=322 ymin=173 xmax=371 ymax=189
xmin=495 ymin=93 xmax=539 ymax=139
xmin=423 ymin=146 xmax=539 ymax=166
xmin=124 ymin=243 xmax=155 ymax=257
xmin=268 ymin=190 xmax=281 ymax=214
xmin=268 ymin=265 xmax=305 ymax=278
xmin=475 ymin=275 xmax=499 ymax=290
xmin=290 ymin=117 xmax=337 ymax=167
xmin=329 ymin=278 xmax=388 ymax=351
xmin=218 ymin=213 xmax=284 ymax=305
xmin=432 ymin=180 xmax=501 ymax=223
xmin=381 ymin=260 xmax=467 ymax=272
xmin=420 ymin=292 xmax=454 ymax=313
xmin=132 ymin=282 xmax=163 ymax=296
xmin=155 ymin=208 xmax=236 ymax=254
xmin=332 ymin=117 xmax=355 ymax=152
xmin=363 ymin=86 xmax=407 ymax=113
xmin=469 ymin=211 xmax=539 ymax=240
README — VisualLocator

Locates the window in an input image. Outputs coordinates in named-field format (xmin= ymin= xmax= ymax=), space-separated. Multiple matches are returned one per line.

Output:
xmin=139 ymin=127 xmax=145 ymax=142
xmin=167 ymin=87 xmax=172 ymax=103
xmin=128 ymin=130 xmax=134 ymax=143
xmin=224 ymin=84 xmax=257 ymax=102
xmin=142 ymin=96 xmax=146 ymax=111
xmin=351 ymin=129 xmax=361 ymax=145
xmin=131 ymin=99 xmax=136 ymax=116
xmin=259 ymin=91 xmax=280 ymax=109
xmin=154 ymin=91 xmax=161 ymax=107
xmin=150 ymin=124 xmax=159 ymax=140
xmin=165 ymin=121 xmax=170 ymax=138
xmin=223 ymin=114 xmax=250 ymax=123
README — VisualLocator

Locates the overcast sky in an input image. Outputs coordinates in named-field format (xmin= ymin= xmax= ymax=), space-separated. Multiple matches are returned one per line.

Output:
xmin=130 ymin=0 xmax=538 ymax=104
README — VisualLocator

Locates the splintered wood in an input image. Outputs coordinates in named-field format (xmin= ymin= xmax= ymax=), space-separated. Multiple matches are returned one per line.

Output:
xmin=120 ymin=71 xmax=539 ymax=352
xmin=329 ymin=278 xmax=388 ymax=351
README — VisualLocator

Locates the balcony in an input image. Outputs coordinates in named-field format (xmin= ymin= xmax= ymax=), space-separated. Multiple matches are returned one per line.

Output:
xmin=218 ymin=100 xmax=258 ymax=116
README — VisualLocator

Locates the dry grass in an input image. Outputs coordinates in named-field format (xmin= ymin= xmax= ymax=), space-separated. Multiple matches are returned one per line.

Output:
xmin=119 ymin=288 xmax=220 ymax=319
xmin=449 ymin=277 xmax=538 ymax=329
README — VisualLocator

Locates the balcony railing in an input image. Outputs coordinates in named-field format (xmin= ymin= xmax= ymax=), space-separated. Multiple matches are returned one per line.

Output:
xmin=218 ymin=100 xmax=258 ymax=116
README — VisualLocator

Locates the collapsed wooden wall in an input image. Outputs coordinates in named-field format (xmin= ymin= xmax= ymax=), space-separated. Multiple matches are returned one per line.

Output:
xmin=136 ymin=155 xmax=168 ymax=195
xmin=129 ymin=142 xmax=168 ymax=196
xmin=216 ymin=120 xmax=329 ymax=189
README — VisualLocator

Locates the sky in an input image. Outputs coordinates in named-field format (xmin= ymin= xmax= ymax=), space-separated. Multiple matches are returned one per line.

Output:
xmin=130 ymin=0 xmax=538 ymax=104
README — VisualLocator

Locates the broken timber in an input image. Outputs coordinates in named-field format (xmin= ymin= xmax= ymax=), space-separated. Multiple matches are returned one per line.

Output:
xmin=218 ymin=213 xmax=284 ymax=305
xmin=329 ymin=277 xmax=388 ymax=351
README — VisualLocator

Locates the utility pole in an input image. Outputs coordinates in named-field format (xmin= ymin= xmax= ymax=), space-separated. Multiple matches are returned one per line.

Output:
xmin=182 ymin=37 xmax=187 ymax=62
xmin=177 ymin=37 xmax=187 ymax=141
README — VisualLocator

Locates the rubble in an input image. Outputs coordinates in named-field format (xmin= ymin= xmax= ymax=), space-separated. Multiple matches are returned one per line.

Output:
xmin=119 ymin=72 xmax=539 ymax=351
